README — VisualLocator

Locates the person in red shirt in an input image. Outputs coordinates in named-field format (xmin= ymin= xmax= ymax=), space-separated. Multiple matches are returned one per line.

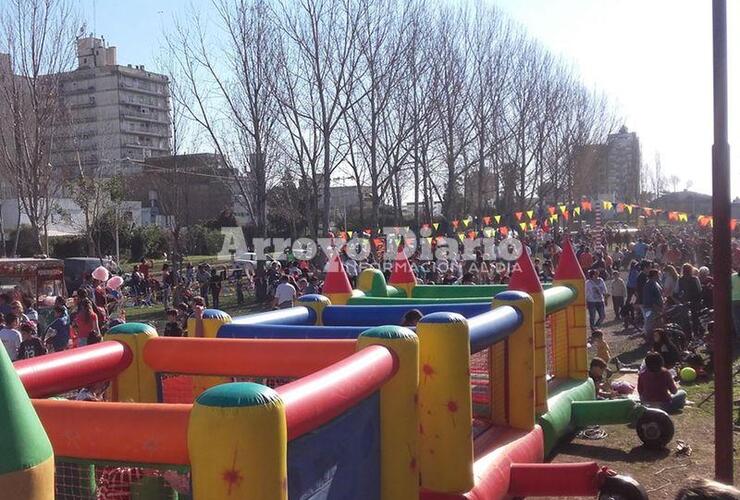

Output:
xmin=637 ymin=352 xmax=686 ymax=413
xmin=578 ymin=248 xmax=594 ymax=270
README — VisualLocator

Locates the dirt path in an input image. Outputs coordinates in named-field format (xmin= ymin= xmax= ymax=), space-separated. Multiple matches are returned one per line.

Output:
xmin=548 ymin=315 xmax=740 ymax=498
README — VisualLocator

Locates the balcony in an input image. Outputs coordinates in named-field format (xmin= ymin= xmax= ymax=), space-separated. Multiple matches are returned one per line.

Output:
xmin=121 ymin=113 xmax=169 ymax=125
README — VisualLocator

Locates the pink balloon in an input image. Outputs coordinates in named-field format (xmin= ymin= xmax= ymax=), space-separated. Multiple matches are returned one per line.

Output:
xmin=92 ymin=265 xmax=109 ymax=282
xmin=107 ymin=276 xmax=124 ymax=290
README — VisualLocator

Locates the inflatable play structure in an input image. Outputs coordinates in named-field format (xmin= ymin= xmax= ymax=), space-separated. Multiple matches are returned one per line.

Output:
xmin=2 ymin=240 xmax=662 ymax=499
xmin=225 ymin=242 xmax=674 ymax=453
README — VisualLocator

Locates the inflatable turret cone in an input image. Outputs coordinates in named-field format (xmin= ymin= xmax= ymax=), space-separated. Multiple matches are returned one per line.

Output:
xmin=554 ymin=238 xmax=586 ymax=281
xmin=508 ymin=249 xmax=544 ymax=294
xmin=389 ymin=243 xmax=416 ymax=298
xmin=323 ymin=253 xmax=353 ymax=305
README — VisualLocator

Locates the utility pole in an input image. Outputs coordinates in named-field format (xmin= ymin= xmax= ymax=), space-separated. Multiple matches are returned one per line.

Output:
xmin=710 ymin=0 xmax=733 ymax=484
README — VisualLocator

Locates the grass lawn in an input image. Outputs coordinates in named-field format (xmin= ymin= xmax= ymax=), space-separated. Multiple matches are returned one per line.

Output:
xmin=550 ymin=318 xmax=740 ymax=499
xmin=125 ymin=292 xmax=268 ymax=330
xmin=119 ymin=255 xmax=227 ymax=274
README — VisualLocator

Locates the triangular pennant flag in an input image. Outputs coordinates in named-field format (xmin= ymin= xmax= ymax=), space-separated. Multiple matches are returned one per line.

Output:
xmin=519 ymin=222 xmax=527 ymax=231
xmin=642 ymin=207 xmax=653 ymax=216
xmin=462 ymin=219 xmax=470 ymax=227
xmin=421 ymin=224 xmax=430 ymax=229
xmin=616 ymin=203 xmax=625 ymax=213
xmin=563 ymin=209 xmax=570 ymax=221
xmin=603 ymin=201 xmax=613 ymax=210
xmin=452 ymin=219 xmax=460 ymax=229
xmin=668 ymin=211 xmax=678 ymax=221
xmin=559 ymin=205 xmax=567 ymax=214
xmin=494 ymin=215 xmax=501 ymax=224
xmin=426 ymin=237 xmax=433 ymax=245
xmin=529 ymin=220 xmax=537 ymax=230
xmin=483 ymin=216 xmax=492 ymax=225
xmin=625 ymin=205 xmax=633 ymax=214
xmin=433 ymin=222 xmax=439 ymax=231
xmin=499 ymin=226 xmax=509 ymax=236
xmin=457 ymin=233 xmax=465 ymax=242
xmin=548 ymin=206 xmax=556 ymax=215
xmin=467 ymin=230 xmax=476 ymax=239
xmin=573 ymin=207 xmax=581 ymax=216
xmin=678 ymin=212 xmax=688 ymax=222
xmin=483 ymin=228 xmax=494 ymax=238
xmin=526 ymin=210 xmax=534 ymax=220
xmin=550 ymin=214 xmax=558 ymax=223
xmin=347 ymin=231 xmax=353 ymax=238
xmin=515 ymin=211 xmax=523 ymax=221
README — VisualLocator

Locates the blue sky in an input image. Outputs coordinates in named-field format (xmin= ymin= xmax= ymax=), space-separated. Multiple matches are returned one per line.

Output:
xmin=81 ymin=0 xmax=739 ymax=197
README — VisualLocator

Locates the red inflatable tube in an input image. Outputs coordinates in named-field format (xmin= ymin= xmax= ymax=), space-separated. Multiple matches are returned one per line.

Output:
xmin=276 ymin=345 xmax=397 ymax=440
xmin=16 ymin=341 xmax=133 ymax=398
xmin=508 ymin=461 xmax=603 ymax=497
xmin=143 ymin=337 xmax=356 ymax=378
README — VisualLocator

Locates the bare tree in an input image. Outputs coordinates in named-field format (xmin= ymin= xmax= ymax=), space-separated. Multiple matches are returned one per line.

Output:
xmin=0 ymin=0 xmax=80 ymax=254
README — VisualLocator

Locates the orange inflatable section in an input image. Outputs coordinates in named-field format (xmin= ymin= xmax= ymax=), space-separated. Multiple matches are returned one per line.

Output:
xmin=143 ymin=338 xmax=356 ymax=377
xmin=33 ymin=400 xmax=190 ymax=465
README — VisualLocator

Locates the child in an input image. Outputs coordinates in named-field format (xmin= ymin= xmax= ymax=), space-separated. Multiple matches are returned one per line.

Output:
xmin=16 ymin=322 xmax=46 ymax=360
xmin=163 ymin=309 xmax=184 ymax=337
xmin=0 ymin=313 xmax=22 ymax=361
xmin=400 ymin=309 xmax=423 ymax=327
xmin=45 ymin=305 xmax=71 ymax=352
xmin=588 ymin=357 xmax=613 ymax=399
xmin=590 ymin=330 xmax=611 ymax=364
xmin=637 ymin=352 xmax=686 ymax=413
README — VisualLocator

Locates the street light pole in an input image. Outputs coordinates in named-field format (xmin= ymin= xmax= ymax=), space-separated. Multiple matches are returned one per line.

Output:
xmin=711 ymin=0 xmax=733 ymax=484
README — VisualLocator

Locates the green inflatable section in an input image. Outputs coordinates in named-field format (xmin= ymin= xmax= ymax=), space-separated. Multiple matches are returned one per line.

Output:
xmin=0 ymin=344 xmax=53 ymax=474
xmin=571 ymin=398 xmax=639 ymax=427
xmin=538 ymin=378 xmax=595 ymax=456
xmin=411 ymin=284 xmax=508 ymax=298
xmin=348 ymin=296 xmax=494 ymax=305
xmin=543 ymin=286 xmax=577 ymax=315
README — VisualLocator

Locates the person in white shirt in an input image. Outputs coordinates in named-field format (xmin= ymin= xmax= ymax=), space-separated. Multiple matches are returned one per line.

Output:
xmin=273 ymin=275 xmax=297 ymax=309
xmin=0 ymin=313 xmax=23 ymax=361
xmin=585 ymin=269 xmax=608 ymax=330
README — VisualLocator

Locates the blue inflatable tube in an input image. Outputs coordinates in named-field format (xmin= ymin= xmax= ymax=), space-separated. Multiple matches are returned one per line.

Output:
xmin=468 ymin=305 xmax=522 ymax=354
xmin=230 ymin=306 xmax=316 ymax=326
xmin=322 ymin=303 xmax=490 ymax=326
xmin=218 ymin=324 xmax=374 ymax=339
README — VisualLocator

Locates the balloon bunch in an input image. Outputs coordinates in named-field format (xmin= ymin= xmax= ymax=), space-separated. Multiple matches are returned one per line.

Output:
xmin=92 ymin=265 xmax=124 ymax=291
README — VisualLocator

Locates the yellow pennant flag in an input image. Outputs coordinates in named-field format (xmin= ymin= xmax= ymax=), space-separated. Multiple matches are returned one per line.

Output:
xmin=457 ymin=233 xmax=464 ymax=242
xmin=625 ymin=205 xmax=633 ymax=214
xmin=526 ymin=210 xmax=534 ymax=219
xmin=494 ymin=215 xmax=501 ymax=224
xmin=603 ymin=200 xmax=613 ymax=210
xmin=678 ymin=212 xmax=688 ymax=222
xmin=519 ymin=222 xmax=527 ymax=231
xmin=347 ymin=231 xmax=353 ymax=238
xmin=559 ymin=205 xmax=567 ymax=214
xmin=432 ymin=223 xmax=439 ymax=231
xmin=550 ymin=214 xmax=558 ymax=223
xmin=462 ymin=219 xmax=470 ymax=227
xmin=483 ymin=228 xmax=494 ymax=238
xmin=426 ymin=237 xmax=433 ymax=245
xmin=573 ymin=207 xmax=581 ymax=216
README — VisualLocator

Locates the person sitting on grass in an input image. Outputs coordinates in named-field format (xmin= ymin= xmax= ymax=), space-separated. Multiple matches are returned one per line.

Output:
xmin=638 ymin=351 xmax=686 ymax=413
xmin=651 ymin=329 xmax=680 ymax=368
xmin=588 ymin=357 xmax=613 ymax=399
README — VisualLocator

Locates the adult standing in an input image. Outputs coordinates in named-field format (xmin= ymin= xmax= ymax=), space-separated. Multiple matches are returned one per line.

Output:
xmin=642 ymin=269 xmax=664 ymax=338
xmin=677 ymin=263 xmax=702 ymax=339
xmin=585 ymin=269 xmax=608 ymax=330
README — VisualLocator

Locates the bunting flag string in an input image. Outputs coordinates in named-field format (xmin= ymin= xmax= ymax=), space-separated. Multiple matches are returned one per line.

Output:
xmin=433 ymin=222 xmax=440 ymax=231
xmin=526 ymin=210 xmax=534 ymax=219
